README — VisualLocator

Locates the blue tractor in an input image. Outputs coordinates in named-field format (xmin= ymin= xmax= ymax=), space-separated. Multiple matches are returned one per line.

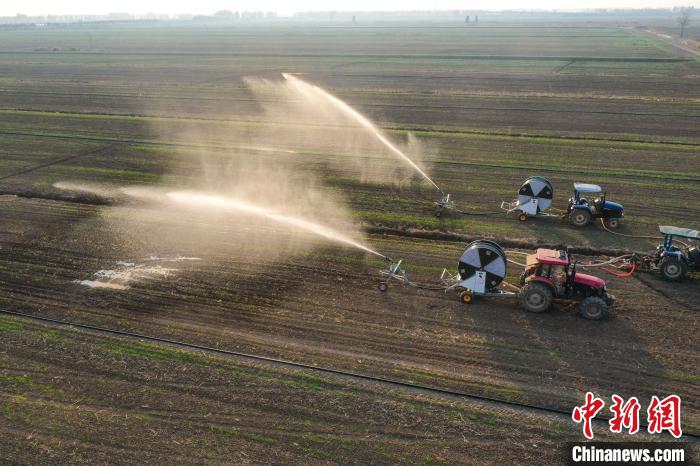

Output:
xmin=651 ymin=226 xmax=700 ymax=281
xmin=566 ymin=183 xmax=624 ymax=229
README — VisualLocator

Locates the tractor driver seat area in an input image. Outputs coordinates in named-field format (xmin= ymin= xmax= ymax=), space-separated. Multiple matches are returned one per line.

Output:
xmin=688 ymin=247 xmax=700 ymax=266
xmin=592 ymin=197 xmax=603 ymax=212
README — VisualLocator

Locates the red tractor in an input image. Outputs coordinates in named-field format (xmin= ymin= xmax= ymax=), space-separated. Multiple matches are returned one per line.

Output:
xmin=519 ymin=248 xmax=614 ymax=320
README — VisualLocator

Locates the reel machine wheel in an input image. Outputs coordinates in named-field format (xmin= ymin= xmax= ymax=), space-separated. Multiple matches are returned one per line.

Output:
xmin=460 ymin=291 xmax=474 ymax=304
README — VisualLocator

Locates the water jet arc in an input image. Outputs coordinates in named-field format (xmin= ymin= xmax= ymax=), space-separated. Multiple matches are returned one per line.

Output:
xmin=282 ymin=73 xmax=442 ymax=193
xmin=166 ymin=191 xmax=387 ymax=259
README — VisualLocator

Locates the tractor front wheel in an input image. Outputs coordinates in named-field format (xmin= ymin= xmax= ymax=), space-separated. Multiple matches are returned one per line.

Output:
xmin=659 ymin=257 xmax=687 ymax=281
xmin=519 ymin=282 xmax=553 ymax=313
xmin=570 ymin=209 xmax=591 ymax=227
xmin=378 ymin=282 xmax=388 ymax=292
xmin=518 ymin=213 xmax=528 ymax=222
xmin=604 ymin=217 xmax=621 ymax=229
xmin=579 ymin=296 xmax=608 ymax=320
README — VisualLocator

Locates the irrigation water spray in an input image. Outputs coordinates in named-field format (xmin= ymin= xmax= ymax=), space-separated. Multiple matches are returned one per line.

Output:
xmin=282 ymin=73 xmax=442 ymax=193
xmin=166 ymin=191 xmax=387 ymax=259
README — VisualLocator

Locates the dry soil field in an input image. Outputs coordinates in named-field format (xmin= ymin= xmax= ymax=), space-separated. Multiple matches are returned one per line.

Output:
xmin=0 ymin=16 xmax=698 ymax=464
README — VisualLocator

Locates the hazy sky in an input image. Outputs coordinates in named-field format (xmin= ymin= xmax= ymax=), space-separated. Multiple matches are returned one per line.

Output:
xmin=1 ymin=0 xmax=696 ymax=16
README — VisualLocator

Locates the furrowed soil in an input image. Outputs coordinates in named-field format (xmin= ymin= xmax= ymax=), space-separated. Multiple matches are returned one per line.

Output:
xmin=6 ymin=314 xmax=690 ymax=464
xmin=0 ymin=18 xmax=698 ymax=463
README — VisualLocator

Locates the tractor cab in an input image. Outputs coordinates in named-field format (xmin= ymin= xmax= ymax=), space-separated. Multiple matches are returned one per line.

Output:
xmin=567 ymin=183 xmax=624 ymax=229
xmin=654 ymin=226 xmax=700 ymax=281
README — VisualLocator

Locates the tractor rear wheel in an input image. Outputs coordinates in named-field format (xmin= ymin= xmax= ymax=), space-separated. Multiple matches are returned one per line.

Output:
xmin=579 ymin=296 xmax=608 ymax=320
xmin=519 ymin=282 xmax=552 ymax=313
xmin=570 ymin=209 xmax=591 ymax=227
xmin=659 ymin=257 xmax=687 ymax=281
xmin=604 ymin=217 xmax=621 ymax=229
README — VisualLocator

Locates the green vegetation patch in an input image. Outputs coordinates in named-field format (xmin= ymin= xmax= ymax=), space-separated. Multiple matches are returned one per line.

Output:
xmin=99 ymin=341 xmax=208 ymax=365
xmin=0 ymin=318 xmax=23 ymax=333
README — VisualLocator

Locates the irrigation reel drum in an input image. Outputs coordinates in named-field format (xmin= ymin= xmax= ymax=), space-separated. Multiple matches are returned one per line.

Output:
xmin=444 ymin=240 xmax=513 ymax=303
xmin=501 ymin=176 xmax=560 ymax=221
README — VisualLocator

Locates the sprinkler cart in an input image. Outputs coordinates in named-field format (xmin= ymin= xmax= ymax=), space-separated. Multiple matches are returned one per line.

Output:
xmin=434 ymin=192 xmax=455 ymax=218
xmin=564 ymin=183 xmax=624 ymax=229
xmin=632 ymin=225 xmax=700 ymax=281
xmin=501 ymin=176 xmax=557 ymax=221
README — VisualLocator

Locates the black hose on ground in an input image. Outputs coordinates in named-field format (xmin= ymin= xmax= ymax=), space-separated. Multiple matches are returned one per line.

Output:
xmin=598 ymin=218 xmax=659 ymax=239
xmin=453 ymin=208 xmax=503 ymax=216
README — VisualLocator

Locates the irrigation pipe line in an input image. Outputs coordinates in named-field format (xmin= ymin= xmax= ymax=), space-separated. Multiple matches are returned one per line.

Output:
xmin=415 ymin=284 xmax=453 ymax=291
xmin=602 ymin=262 xmax=637 ymax=278
xmin=2 ymin=308 xmax=695 ymax=439
xmin=599 ymin=219 xmax=658 ymax=240
xmin=453 ymin=208 xmax=504 ymax=217
xmin=575 ymin=255 xmax=633 ymax=268
xmin=506 ymin=251 xmax=636 ymax=277
xmin=0 ymin=143 xmax=120 ymax=182
xmin=398 ymin=279 xmax=451 ymax=292
xmin=419 ymin=193 xmax=503 ymax=217
xmin=507 ymin=258 xmax=527 ymax=267
xmin=599 ymin=219 xmax=694 ymax=248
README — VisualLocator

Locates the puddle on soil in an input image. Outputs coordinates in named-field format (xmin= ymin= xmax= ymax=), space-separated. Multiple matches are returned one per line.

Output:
xmin=146 ymin=256 xmax=202 ymax=262
xmin=76 ymin=280 xmax=130 ymax=290
xmin=75 ymin=257 xmax=200 ymax=290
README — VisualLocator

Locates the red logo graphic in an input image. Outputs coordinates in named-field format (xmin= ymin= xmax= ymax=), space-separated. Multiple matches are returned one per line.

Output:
xmin=609 ymin=395 xmax=641 ymax=435
xmin=572 ymin=393 xmax=683 ymax=439
xmin=647 ymin=395 xmax=682 ymax=438
xmin=572 ymin=392 xmax=605 ymax=439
